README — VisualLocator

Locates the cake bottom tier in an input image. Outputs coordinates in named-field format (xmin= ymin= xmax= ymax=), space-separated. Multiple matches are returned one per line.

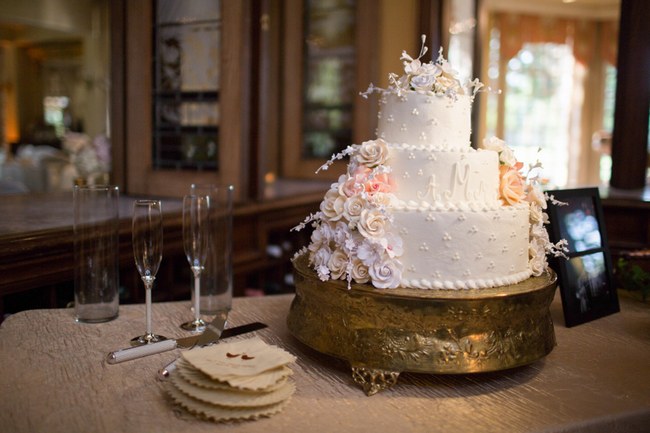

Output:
xmin=393 ymin=203 xmax=531 ymax=289
xmin=287 ymin=253 xmax=557 ymax=394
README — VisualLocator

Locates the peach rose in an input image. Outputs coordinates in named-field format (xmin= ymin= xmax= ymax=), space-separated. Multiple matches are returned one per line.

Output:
xmin=499 ymin=163 xmax=525 ymax=206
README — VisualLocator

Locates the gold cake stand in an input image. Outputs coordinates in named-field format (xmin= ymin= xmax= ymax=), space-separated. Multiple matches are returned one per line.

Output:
xmin=287 ymin=253 xmax=558 ymax=395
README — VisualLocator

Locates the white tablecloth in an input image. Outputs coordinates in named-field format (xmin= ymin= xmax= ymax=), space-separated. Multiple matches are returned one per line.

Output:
xmin=0 ymin=293 xmax=649 ymax=433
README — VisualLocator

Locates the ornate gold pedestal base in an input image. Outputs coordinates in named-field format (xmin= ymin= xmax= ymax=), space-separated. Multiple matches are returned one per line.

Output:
xmin=287 ymin=254 xmax=558 ymax=395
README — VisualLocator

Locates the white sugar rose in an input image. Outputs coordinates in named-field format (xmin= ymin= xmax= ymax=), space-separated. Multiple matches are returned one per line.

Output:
xmin=357 ymin=208 xmax=388 ymax=239
xmin=355 ymin=139 xmax=388 ymax=168
xmin=411 ymin=74 xmax=437 ymax=92
xmin=530 ymin=221 xmax=550 ymax=242
xmin=404 ymin=58 xmax=422 ymax=75
xmin=528 ymin=238 xmax=548 ymax=276
xmin=320 ymin=189 xmax=346 ymax=221
xmin=369 ymin=192 xmax=397 ymax=208
xmin=310 ymin=245 xmax=331 ymax=268
xmin=369 ymin=258 xmax=403 ymax=289
xmin=526 ymin=184 xmax=547 ymax=209
xmin=499 ymin=145 xmax=517 ymax=167
xmin=328 ymin=249 xmax=349 ymax=280
xmin=418 ymin=62 xmax=439 ymax=76
xmin=350 ymin=257 xmax=370 ymax=284
xmin=436 ymin=75 xmax=461 ymax=94
xmin=308 ymin=223 xmax=331 ymax=254
xmin=482 ymin=135 xmax=518 ymax=166
xmin=343 ymin=194 xmax=366 ymax=223
xmin=481 ymin=136 xmax=505 ymax=153
xmin=335 ymin=174 xmax=349 ymax=196
xmin=529 ymin=202 xmax=544 ymax=225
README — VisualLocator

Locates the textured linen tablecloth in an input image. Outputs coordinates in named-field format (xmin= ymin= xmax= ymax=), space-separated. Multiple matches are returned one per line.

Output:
xmin=0 ymin=293 xmax=649 ymax=433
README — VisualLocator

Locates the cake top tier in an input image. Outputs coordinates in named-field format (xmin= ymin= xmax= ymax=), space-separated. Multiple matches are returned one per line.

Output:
xmin=366 ymin=37 xmax=485 ymax=149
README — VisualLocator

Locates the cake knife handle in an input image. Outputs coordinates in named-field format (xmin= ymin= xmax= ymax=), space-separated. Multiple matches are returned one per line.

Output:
xmin=106 ymin=339 xmax=177 ymax=364
xmin=158 ymin=358 xmax=177 ymax=380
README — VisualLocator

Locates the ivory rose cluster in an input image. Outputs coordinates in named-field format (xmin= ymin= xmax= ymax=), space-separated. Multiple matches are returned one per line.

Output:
xmin=479 ymin=136 xmax=566 ymax=276
xmin=306 ymin=139 xmax=403 ymax=289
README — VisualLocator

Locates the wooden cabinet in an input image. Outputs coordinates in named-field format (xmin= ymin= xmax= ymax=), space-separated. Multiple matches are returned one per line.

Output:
xmin=0 ymin=189 xmax=323 ymax=319
xmin=114 ymin=0 xmax=251 ymax=198
xmin=601 ymin=188 xmax=650 ymax=255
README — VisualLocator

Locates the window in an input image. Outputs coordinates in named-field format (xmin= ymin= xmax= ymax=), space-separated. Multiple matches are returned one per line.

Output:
xmin=504 ymin=43 xmax=575 ymax=187
xmin=482 ymin=12 xmax=619 ymax=188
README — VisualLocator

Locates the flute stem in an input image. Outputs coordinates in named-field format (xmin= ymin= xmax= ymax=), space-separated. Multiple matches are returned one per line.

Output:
xmin=143 ymin=276 xmax=155 ymax=337
xmin=194 ymin=274 xmax=201 ymax=321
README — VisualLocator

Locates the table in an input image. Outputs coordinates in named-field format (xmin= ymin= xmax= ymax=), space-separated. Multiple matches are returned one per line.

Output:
xmin=1 ymin=293 xmax=649 ymax=433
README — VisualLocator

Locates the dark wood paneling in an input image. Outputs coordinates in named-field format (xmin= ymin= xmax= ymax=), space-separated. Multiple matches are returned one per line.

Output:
xmin=610 ymin=0 xmax=650 ymax=189
xmin=0 ymin=189 xmax=322 ymax=318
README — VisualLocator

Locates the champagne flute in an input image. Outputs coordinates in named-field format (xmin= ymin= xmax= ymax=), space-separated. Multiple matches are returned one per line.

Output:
xmin=131 ymin=200 xmax=167 ymax=345
xmin=180 ymin=194 xmax=210 ymax=331
xmin=189 ymin=184 xmax=234 ymax=317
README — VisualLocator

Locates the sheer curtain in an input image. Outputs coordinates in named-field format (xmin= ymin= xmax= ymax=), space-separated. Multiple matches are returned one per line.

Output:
xmin=481 ymin=12 xmax=618 ymax=188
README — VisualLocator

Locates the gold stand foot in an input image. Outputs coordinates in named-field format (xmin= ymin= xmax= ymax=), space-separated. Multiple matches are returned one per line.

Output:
xmin=351 ymin=366 xmax=400 ymax=396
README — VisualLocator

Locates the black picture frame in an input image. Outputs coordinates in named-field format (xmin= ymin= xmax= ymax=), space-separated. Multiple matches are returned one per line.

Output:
xmin=546 ymin=187 xmax=620 ymax=327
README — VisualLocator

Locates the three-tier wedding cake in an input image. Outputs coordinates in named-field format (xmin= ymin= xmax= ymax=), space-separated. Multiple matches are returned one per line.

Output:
xmin=293 ymin=39 xmax=564 ymax=291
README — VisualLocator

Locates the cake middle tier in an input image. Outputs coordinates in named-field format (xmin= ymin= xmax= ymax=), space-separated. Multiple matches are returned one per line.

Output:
xmin=387 ymin=144 xmax=501 ymax=209
xmin=392 ymin=204 xmax=531 ymax=290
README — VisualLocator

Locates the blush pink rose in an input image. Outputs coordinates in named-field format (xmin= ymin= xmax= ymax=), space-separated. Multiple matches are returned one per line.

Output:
xmin=341 ymin=166 xmax=371 ymax=197
xmin=363 ymin=172 xmax=395 ymax=196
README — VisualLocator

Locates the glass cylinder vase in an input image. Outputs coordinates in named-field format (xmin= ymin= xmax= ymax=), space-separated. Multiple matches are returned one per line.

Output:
xmin=73 ymin=185 xmax=120 ymax=322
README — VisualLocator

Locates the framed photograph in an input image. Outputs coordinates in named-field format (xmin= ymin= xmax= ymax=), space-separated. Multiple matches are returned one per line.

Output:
xmin=546 ymin=187 xmax=620 ymax=327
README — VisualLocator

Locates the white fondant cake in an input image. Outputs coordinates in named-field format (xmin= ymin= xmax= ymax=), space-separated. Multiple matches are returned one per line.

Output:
xmin=293 ymin=41 xmax=564 ymax=290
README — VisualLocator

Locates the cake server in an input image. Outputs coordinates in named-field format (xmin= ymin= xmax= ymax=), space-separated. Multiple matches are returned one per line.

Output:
xmin=157 ymin=317 xmax=269 ymax=380
xmin=106 ymin=319 xmax=267 ymax=364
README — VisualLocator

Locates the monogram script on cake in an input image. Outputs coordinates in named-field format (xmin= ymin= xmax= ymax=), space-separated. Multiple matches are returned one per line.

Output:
xmin=293 ymin=36 xmax=567 ymax=290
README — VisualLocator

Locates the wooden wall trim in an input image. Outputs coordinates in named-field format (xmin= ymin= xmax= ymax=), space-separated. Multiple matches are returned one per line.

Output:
xmin=610 ymin=0 xmax=650 ymax=190
xmin=109 ymin=0 xmax=126 ymax=191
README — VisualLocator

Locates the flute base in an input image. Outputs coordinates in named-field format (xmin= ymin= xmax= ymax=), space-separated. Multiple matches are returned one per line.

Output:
xmin=180 ymin=318 xmax=206 ymax=332
xmin=130 ymin=333 xmax=168 ymax=346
